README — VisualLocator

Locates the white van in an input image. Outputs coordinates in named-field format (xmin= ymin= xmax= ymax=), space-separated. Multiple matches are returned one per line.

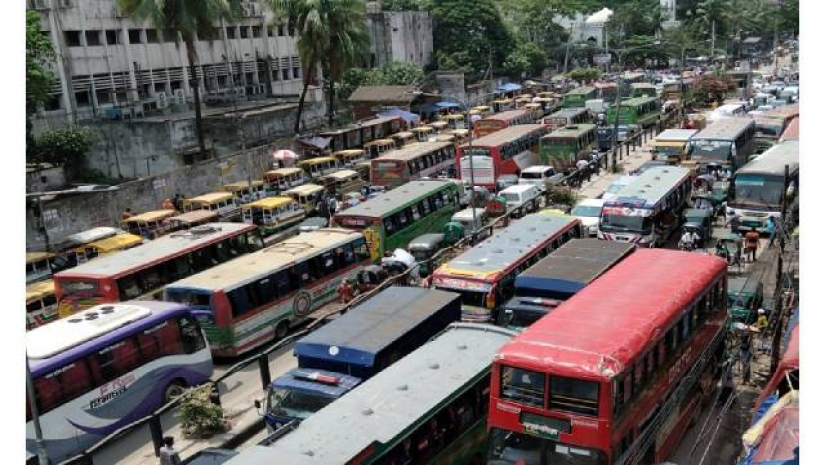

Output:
xmin=451 ymin=208 xmax=488 ymax=234
xmin=519 ymin=165 xmax=556 ymax=187
xmin=499 ymin=184 xmax=540 ymax=209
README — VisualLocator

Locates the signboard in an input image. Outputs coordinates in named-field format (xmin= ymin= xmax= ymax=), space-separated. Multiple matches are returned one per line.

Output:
xmin=594 ymin=53 xmax=612 ymax=65
xmin=520 ymin=412 xmax=571 ymax=440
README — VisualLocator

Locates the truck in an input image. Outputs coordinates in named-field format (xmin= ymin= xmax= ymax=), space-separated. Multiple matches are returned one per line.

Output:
xmin=498 ymin=239 xmax=635 ymax=330
xmin=259 ymin=286 xmax=461 ymax=431
xmin=651 ymin=128 xmax=697 ymax=164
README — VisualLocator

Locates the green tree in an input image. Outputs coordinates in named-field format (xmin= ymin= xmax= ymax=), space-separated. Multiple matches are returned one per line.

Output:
xmin=605 ymin=0 xmax=661 ymax=48
xmin=431 ymin=0 xmax=513 ymax=79
xmin=338 ymin=67 xmax=370 ymax=101
xmin=503 ymin=41 xmax=549 ymax=78
xmin=365 ymin=61 xmax=425 ymax=85
xmin=31 ymin=126 xmax=99 ymax=178
xmin=497 ymin=0 xmax=581 ymax=51
xmin=684 ymin=0 xmax=731 ymax=38
xmin=778 ymin=0 xmax=799 ymax=34
xmin=26 ymin=11 xmax=55 ymax=114
xmin=269 ymin=0 xmax=370 ymax=128
xmin=117 ymin=0 xmax=241 ymax=158
xmin=567 ymin=67 xmax=602 ymax=83
xmin=381 ymin=0 xmax=423 ymax=10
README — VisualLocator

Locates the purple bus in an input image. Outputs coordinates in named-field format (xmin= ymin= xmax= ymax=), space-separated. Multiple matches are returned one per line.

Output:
xmin=26 ymin=301 xmax=213 ymax=463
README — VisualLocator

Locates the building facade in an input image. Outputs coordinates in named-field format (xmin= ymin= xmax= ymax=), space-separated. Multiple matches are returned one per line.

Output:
xmin=28 ymin=0 xmax=317 ymax=131
xmin=365 ymin=2 xmax=433 ymax=68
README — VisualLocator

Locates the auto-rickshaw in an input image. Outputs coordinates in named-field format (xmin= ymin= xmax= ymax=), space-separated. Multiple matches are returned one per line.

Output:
xmin=715 ymin=232 xmax=743 ymax=270
xmin=727 ymin=276 xmax=764 ymax=323
xmin=407 ymin=233 xmax=446 ymax=277
xmin=682 ymin=208 xmax=714 ymax=245
xmin=711 ymin=180 xmax=730 ymax=205
xmin=442 ymin=221 xmax=466 ymax=243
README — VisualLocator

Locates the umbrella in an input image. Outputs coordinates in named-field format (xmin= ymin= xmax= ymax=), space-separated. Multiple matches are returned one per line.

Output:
xmin=272 ymin=149 xmax=299 ymax=168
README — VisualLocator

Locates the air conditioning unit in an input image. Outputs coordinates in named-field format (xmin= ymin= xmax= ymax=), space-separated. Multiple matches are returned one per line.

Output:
xmin=156 ymin=92 xmax=168 ymax=109
xmin=173 ymin=89 xmax=186 ymax=104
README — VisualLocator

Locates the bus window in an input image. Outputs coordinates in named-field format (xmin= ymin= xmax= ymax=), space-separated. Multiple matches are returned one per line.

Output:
xmin=501 ymin=366 xmax=545 ymax=407
xmin=549 ymin=376 xmax=599 ymax=416
xmin=180 ymin=316 xmax=206 ymax=354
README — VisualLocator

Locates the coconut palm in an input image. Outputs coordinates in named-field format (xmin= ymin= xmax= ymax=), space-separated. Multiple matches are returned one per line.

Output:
xmin=268 ymin=0 xmax=369 ymax=131
xmin=117 ymin=0 xmax=242 ymax=157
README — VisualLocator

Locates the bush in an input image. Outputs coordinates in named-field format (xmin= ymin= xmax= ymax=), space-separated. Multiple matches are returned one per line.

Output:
xmin=176 ymin=385 xmax=228 ymax=438
xmin=30 ymin=126 xmax=99 ymax=180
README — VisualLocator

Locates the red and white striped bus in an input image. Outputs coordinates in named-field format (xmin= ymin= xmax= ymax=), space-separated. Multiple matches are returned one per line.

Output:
xmin=54 ymin=223 xmax=263 ymax=317
xmin=473 ymin=109 xmax=538 ymax=138
xmin=457 ymin=124 xmax=550 ymax=189
xmin=487 ymin=249 xmax=728 ymax=465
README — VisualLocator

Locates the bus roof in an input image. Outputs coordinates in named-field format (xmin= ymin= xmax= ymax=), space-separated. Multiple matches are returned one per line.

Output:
xmin=318 ymin=115 xmax=399 ymax=136
xmin=27 ymin=301 xmax=190 ymax=375
xmin=322 ymin=169 xmax=360 ymax=180
xmin=55 ymin=223 xmax=255 ymax=279
xmin=736 ymin=140 xmax=799 ymax=176
xmin=334 ymin=180 xmax=453 ymax=219
xmin=656 ymin=129 xmax=698 ymax=142
xmin=630 ymin=82 xmax=656 ymax=89
xmin=228 ymin=323 xmax=515 ymax=465
xmin=760 ymin=103 xmax=799 ymax=120
xmin=284 ymin=184 xmax=324 ymax=195
xmin=165 ymin=228 xmax=361 ymax=292
xmin=298 ymin=156 xmax=337 ymax=166
xmin=123 ymin=209 xmax=176 ymax=223
xmin=692 ymin=117 xmax=754 ymax=141
xmin=779 ymin=117 xmax=799 ymax=142
xmin=168 ymin=210 xmax=218 ymax=225
xmin=86 ymin=233 xmax=143 ymax=253
xmin=566 ymin=86 xmax=595 ymax=95
xmin=543 ymin=124 xmax=596 ymax=139
xmin=435 ymin=213 xmax=579 ymax=278
xmin=266 ymin=167 xmax=303 ymax=176
xmin=374 ymin=141 xmax=453 ymax=163
xmin=27 ymin=251 xmax=55 ymax=263
xmin=189 ymin=192 xmax=235 ymax=204
xmin=242 ymin=196 xmax=296 ymax=209
xmin=608 ymin=166 xmax=691 ymax=208
xmin=26 ymin=280 xmax=55 ymax=303
xmin=481 ymin=109 xmax=532 ymax=122
xmin=615 ymin=96 xmax=659 ymax=107
xmin=463 ymin=124 xmax=547 ymax=148
xmin=515 ymin=239 xmax=635 ymax=296
xmin=497 ymin=249 xmax=727 ymax=380
xmin=63 ymin=227 xmax=122 ymax=247
xmin=223 ymin=180 xmax=265 ymax=190
xmin=295 ymin=287 xmax=461 ymax=370
xmin=546 ymin=107 xmax=589 ymax=119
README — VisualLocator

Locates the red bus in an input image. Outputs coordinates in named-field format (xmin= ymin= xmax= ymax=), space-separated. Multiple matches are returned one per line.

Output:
xmin=487 ymin=249 xmax=728 ymax=465
xmin=457 ymin=124 xmax=549 ymax=188
xmin=370 ymin=140 xmax=456 ymax=188
xmin=778 ymin=116 xmax=799 ymax=143
xmin=54 ymin=223 xmax=263 ymax=316
xmin=474 ymin=109 xmax=537 ymax=138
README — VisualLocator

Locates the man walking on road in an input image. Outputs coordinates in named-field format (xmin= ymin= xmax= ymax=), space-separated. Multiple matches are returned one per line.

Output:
xmin=159 ymin=436 xmax=182 ymax=465
xmin=744 ymin=227 xmax=760 ymax=262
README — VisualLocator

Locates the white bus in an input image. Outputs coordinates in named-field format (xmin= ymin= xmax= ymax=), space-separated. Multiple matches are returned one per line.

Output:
xmin=728 ymin=140 xmax=799 ymax=232
xmin=598 ymin=166 xmax=693 ymax=247
xmin=26 ymin=301 xmax=213 ymax=463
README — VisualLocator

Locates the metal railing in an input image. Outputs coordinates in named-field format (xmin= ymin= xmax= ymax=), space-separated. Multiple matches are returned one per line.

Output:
xmin=53 ymin=107 xmax=685 ymax=465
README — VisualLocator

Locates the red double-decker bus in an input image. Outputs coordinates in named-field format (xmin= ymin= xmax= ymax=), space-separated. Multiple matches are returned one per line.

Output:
xmin=473 ymin=109 xmax=538 ymax=138
xmin=457 ymin=124 xmax=549 ymax=188
xmin=487 ymin=249 xmax=728 ymax=465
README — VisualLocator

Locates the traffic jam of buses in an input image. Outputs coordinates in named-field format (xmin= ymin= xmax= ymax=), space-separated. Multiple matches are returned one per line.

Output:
xmin=25 ymin=41 xmax=800 ymax=465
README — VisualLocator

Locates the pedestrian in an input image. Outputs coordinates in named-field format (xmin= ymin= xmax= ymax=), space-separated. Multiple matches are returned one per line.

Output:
xmin=730 ymin=214 xmax=740 ymax=233
xmin=122 ymin=208 xmax=134 ymax=220
xmin=766 ymin=217 xmax=777 ymax=247
xmin=173 ymin=193 xmax=184 ymax=212
xmin=162 ymin=198 xmax=174 ymax=210
xmin=337 ymin=279 xmax=353 ymax=305
xmin=328 ymin=196 xmax=339 ymax=216
xmin=159 ymin=436 xmax=182 ymax=465
xmin=744 ymin=227 xmax=760 ymax=262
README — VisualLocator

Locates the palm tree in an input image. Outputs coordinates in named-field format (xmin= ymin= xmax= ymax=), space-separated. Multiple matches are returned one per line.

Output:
xmin=117 ymin=0 xmax=241 ymax=157
xmin=268 ymin=0 xmax=369 ymax=131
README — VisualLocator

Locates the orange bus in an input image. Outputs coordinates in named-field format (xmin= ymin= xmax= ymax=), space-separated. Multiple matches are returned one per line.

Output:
xmin=473 ymin=109 xmax=536 ymax=138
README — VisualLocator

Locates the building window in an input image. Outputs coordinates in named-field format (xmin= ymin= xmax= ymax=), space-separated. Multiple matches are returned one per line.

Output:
xmin=154 ymin=82 xmax=166 ymax=93
xmin=85 ymin=30 xmax=102 ymax=46
xmin=65 ymin=30 xmax=81 ymax=47
xmin=96 ymin=90 xmax=112 ymax=104
xmin=240 ymin=26 xmax=250 ymax=38
xmin=281 ymin=68 xmax=289 ymax=80
xmin=75 ymin=91 xmax=91 ymax=107
xmin=226 ymin=26 xmax=237 ymax=39
xmin=146 ymin=29 xmax=159 ymax=43
xmin=267 ymin=26 xmax=274 ymax=37
xmin=272 ymin=68 xmax=280 ymax=81
xmin=163 ymin=31 xmax=176 ymax=42
xmin=252 ymin=26 xmax=262 ymax=38
xmin=293 ymin=67 xmax=300 ymax=79
xmin=105 ymin=30 xmax=120 ymax=45
xmin=218 ymin=75 xmax=228 ymax=87
xmin=277 ymin=24 xmax=285 ymax=36
xmin=128 ymin=29 xmax=142 ymax=44
xmin=44 ymin=94 xmax=62 ymax=111
xmin=170 ymin=80 xmax=182 ymax=91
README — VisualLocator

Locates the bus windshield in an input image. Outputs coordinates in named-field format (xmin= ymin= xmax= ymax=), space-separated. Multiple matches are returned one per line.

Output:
xmin=267 ymin=387 xmax=336 ymax=420
xmin=733 ymin=174 xmax=785 ymax=207
xmin=600 ymin=210 xmax=653 ymax=234
xmin=691 ymin=141 xmax=732 ymax=161
xmin=488 ymin=429 xmax=607 ymax=465
xmin=655 ymin=146 xmax=683 ymax=157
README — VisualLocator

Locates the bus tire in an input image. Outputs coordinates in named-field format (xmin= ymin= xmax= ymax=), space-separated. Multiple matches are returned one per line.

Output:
xmin=274 ymin=321 xmax=290 ymax=340
xmin=163 ymin=380 xmax=187 ymax=403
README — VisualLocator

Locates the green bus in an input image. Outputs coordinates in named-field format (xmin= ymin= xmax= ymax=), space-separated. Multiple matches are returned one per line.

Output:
xmin=539 ymin=123 xmax=598 ymax=167
xmin=562 ymin=86 xmax=597 ymax=108
xmin=630 ymin=82 xmax=658 ymax=98
xmin=331 ymin=179 xmax=461 ymax=261
xmin=240 ymin=323 xmax=517 ymax=465
xmin=606 ymin=96 xmax=662 ymax=127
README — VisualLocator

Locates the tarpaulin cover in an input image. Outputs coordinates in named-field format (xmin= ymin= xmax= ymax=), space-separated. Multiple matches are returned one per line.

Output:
xmin=296 ymin=137 xmax=331 ymax=150
xmin=740 ymin=396 xmax=799 ymax=465
xmin=377 ymin=108 xmax=420 ymax=125
xmin=496 ymin=82 xmax=523 ymax=92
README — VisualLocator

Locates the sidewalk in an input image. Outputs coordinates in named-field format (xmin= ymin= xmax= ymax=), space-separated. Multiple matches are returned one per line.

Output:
xmin=577 ymin=141 xmax=654 ymax=200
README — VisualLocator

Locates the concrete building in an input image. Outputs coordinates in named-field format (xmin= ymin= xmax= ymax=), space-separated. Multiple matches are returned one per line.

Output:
xmin=28 ymin=0 xmax=321 ymax=131
xmin=555 ymin=8 xmax=613 ymax=47
xmin=365 ymin=2 xmax=433 ymax=68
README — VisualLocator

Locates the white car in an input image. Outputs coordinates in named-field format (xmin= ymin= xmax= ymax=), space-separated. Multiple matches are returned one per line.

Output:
xmin=571 ymin=198 xmax=604 ymax=237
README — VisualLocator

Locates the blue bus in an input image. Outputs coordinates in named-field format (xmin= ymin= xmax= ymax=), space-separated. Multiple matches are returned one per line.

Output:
xmin=261 ymin=286 xmax=461 ymax=430
xmin=26 ymin=301 xmax=213 ymax=463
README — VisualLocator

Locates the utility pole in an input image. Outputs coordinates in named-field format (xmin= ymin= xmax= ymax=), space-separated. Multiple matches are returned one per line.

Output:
xmin=770 ymin=164 xmax=791 ymax=373
xmin=711 ymin=21 xmax=716 ymax=62
xmin=563 ymin=23 xmax=575 ymax=74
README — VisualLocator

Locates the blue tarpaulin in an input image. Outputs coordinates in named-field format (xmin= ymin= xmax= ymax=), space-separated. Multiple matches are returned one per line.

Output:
xmin=377 ymin=108 xmax=420 ymax=125
xmin=496 ymin=82 xmax=523 ymax=92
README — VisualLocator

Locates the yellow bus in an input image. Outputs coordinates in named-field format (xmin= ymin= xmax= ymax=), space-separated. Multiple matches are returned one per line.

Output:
xmin=71 ymin=232 xmax=144 ymax=264
xmin=471 ymin=105 xmax=494 ymax=117
xmin=363 ymin=138 xmax=396 ymax=159
xmin=122 ymin=209 xmax=177 ymax=239
xmin=167 ymin=210 xmax=219 ymax=231
xmin=391 ymin=131 xmax=416 ymax=148
xmin=221 ymin=180 xmax=266 ymax=204
xmin=430 ymin=121 xmax=449 ymax=133
xmin=411 ymin=125 xmax=435 ymax=142
xmin=241 ymin=196 xmax=306 ymax=236
xmin=331 ymin=149 xmax=368 ymax=168
xmin=185 ymin=192 xmax=240 ymax=221
xmin=283 ymin=184 xmax=326 ymax=215
xmin=264 ymin=167 xmax=305 ymax=193
xmin=298 ymin=156 xmax=339 ymax=180
xmin=444 ymin=114 xmax=466 ymax=130
xmin=320 ymin=169 xmax=366 ymax=197
xmin=26 ymin=252 xmax=56 ymax=284
xmin=26 ymin=280 xmax=58 ymax=329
